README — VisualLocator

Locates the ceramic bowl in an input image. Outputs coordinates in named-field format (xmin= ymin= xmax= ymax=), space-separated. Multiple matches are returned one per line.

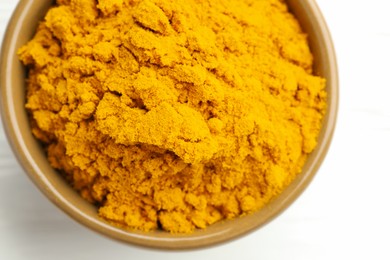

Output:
xmin=0 ymin=0 xmax=338 ymax=250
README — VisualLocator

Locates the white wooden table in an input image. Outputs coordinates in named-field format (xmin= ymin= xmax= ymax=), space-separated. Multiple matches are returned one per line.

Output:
xmin=1 ymin=1 xmax=390 ymax=259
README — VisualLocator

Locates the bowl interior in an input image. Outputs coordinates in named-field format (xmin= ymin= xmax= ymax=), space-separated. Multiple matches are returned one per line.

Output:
xmin=0 ymin=0 xmax=337 ymax=250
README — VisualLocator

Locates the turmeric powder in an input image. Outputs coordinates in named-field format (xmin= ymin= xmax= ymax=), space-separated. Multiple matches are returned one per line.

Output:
xmin=19 ymin=0 xmax=326 ymax=233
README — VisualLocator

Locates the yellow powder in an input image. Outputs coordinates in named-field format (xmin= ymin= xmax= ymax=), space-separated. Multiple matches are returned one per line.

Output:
xmin=19 ymin=0 xmax=326 ymax=233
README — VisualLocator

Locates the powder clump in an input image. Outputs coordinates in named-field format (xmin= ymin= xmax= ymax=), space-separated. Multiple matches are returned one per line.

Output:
xmin=19 ymin=0 xmax=326 ymax=233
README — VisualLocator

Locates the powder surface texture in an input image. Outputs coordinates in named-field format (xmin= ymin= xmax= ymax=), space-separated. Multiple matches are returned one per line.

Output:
xmin=19 ymin=0 xmax=326 ymax=233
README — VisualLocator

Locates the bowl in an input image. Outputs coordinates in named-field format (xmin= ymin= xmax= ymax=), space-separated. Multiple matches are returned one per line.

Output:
xmin=0 ymin=0 xmax=338 ymax=250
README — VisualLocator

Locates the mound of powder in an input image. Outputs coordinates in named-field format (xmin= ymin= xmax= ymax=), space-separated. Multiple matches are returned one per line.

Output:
xmin=19 ymin=0 xmax=326 ymax=233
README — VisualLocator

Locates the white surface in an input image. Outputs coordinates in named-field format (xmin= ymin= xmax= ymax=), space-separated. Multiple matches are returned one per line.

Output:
xmin=1 ymin=1 xmax=390 ymax=259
